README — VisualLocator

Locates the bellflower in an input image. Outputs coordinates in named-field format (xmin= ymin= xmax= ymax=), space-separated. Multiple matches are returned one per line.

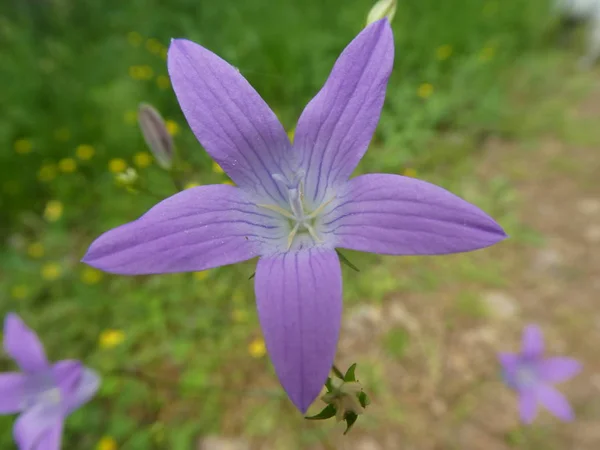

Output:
xmin=0 ymin=313 xmax=100 ymax=449
xmin=499 ymin=324 xmax=582 ymax=424
xmin=83 ymin=19 xmax=506 ymax=412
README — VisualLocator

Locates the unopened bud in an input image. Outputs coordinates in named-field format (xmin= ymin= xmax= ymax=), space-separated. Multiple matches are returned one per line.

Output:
xmin=138 ymin=103 xmax=174 ymax=170
xmin=366 ymin=0 xmax=397 ymax=26
xmin=321 ymin=378 xmax=366 ymax=422
xmin=115 ymin=168 xmax=138 ymax=187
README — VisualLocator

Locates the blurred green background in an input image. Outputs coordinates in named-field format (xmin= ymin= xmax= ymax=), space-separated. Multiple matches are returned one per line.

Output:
xmin=2 ymin=0 xmax=599 ymax=449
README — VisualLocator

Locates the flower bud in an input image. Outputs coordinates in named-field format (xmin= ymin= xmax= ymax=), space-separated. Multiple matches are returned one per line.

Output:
xmin=115 ymin=168 xmax=139 ymax=187
xmin=321 ymin=377 xmax=366 ymax=422
xmin=366 ymin=0 xmax=397 ymax=26
xmin=138 ymin=103 xmax=174 ymax=170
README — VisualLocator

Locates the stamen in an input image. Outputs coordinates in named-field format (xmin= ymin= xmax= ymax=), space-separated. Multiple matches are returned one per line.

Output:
xmin=305 ymin=196 xmax=335 ymax=219
xmin=306 ymin=223 xmax=323 ymax=244
xmin=256 ymin=203 xmax=296 ymax=220
xmin=287 ymin=223 xmax=300 ymax=250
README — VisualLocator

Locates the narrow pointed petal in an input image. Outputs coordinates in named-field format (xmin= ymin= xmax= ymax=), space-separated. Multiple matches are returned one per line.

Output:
xmin=14 ymin=403 xmax=62 ymax=450
xmin=519 ymin=389 xmax=538 ymax=424
xmin=254 ymin=249 xmax=342 ymax=413
xmin=0 ymin=373 xmax=26 ymax=414
xmin=3 ymin=313 xmax=49 ymax=373
xmin=522 ymin=325 xmax=544 ymax=359
xmin=323 ymin=174 xmax=506 ymax=255
xmin=36 ymin=421 xmax=63 ymax=450
xmin=539 ymin=357 xmax=582 ymax=384
xmin=498 ymin=352 xmax=519 ymax=382
xmin=168 ymin=39 xmax=292 ymax=202
xmin=53 ymin=361 xmax=100 ymax=414
xmin=293 ymin=19 xmax=394 ymax=204
xmin=536 ymin=385 xmax=574 ymax=421
xmin=82 ymin=185 xmax=281 ymax=274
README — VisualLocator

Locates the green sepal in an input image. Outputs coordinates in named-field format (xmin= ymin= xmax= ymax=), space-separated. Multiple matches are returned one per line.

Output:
xmin=305 ymin=404 xmax=337 ymax=420
xmin=343 ymin=412 xmax=359 ymax=435
xmin=325 ymin=377 xmax=334 ymax=392
xmin=343 ymin=363 xmax=357 ymax=382
xmin=358 ymin=391 xmax=370 ymax=408
xmin=248 ymin=272 xmax=255 ymax=280
xmin=335 ymin=249 xmax=360 ymax=272
xmin=332 ymin=365 xmax=345 ymax=380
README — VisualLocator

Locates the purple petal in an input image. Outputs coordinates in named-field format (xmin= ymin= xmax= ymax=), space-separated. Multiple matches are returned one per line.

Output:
xmin=522 ymin=324 xmax=544 ymax=359
xmin=323 ymin=174 xmax=506 ymax=255
xmin=498 ymin=352 xmax=519 ymax=377
xmin=536 ymin=385 xmax=574 ymax=421
xmin=82 ymin=185 xmax=279 ymax=274
xmin=14 ymin=403 xmax=62 ymax=450
xmin=0 ymin=373 xmax=26 ymax=414
xmin=168 ymin=39 xmax=292 ymax=202
xmin=539 ymin=357 xmax=582 ymax=384
xmin=254 ymin=248 xmax=342 ymax=413
xmin=519 ymin=389 xmax=538 ymax=424
xmin=52 ymin=361 xmax=100 ymax=414
xmin=3 ymin=313 xmax=49 ymax=373
xmin=293 ymin=19 xmax=394 ymax=204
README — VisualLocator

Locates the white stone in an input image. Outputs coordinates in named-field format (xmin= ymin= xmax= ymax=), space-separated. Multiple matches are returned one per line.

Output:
xmin=481 ymin=291 xmax=518 ymax=319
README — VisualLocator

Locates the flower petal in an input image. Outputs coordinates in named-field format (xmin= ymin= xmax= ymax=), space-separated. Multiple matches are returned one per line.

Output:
xmin=14 ymin=402 xmax=62 ymax=450
xmin=323 ymin=174 xmax=507 ymax=255
xmin=539 ymin=357 xmax=582 ymax=384
xmin=254 ymin=248 xmax=342 ymax=413
xmin=0 ymin=373 xmax=26 ymax=414
xmin=519 ymin=389 xmax=538 ymax=424
xmin=168 ymin=39 xmax=292 ymax=202
xmin=498 ymin=352 xmax=519 ymax=385
xmin=522 ymin=324 xmax=544 ymax=359
xmin=36 ymin=421 xmax=63 ymax=450
xmin=536 ymin=385 xmax=574 ymax=421
xmin=53 ymin=361 xmax=100 ymax=414
xmin=82 ymin=185 xmax=282 ymax=274
xmin=3 ymin=313 xmax=49 ymax=373
xmin=293 ymin=19 xmax=394 ymax=204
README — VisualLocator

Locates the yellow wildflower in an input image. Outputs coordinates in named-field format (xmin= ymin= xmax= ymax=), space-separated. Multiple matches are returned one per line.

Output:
xmin=129 ymin=65 xmax=154 ymax=80
xmin=44 ymin=200 xmax=63 ymax=222
xmin=417 ymin=83 xmax=434 ymax=99
xmin=97 ymin=436 xmax=118 ymax=450
xmin=403 ymin=168 xmax=417 ymax=177
xmin=193 ymin=271 xmax=209 ymax=281
xmin=99 ymin=329 xmax=125 ymax=349
xmin=156 ymin=75 xmax=170 ymax=90
xmin=76 ymin=144 xmax=95 ymax=160
xmin=145 ymin=38 xmax=164 ymax=55
xmin=231 ymin=309 xmax=248 ymax=323
xmin=184 ymin=181 xmax=200 ymax=190
xmin=41 ymin=263 xmax=62 ymax=281
xmin=10 ymin=285 xmax=28 ymax=300
xmin=248 ymin=337 xmax=267 ymax=358
xmin=127 ymin=31 xmax=143 ymax=47
xmin=81 ymin=267 xmax=103 ymax=285
xmin=108 ymin=158 xmax=127 ymax=174
xmin=14 ymin=139 xmax=32 ymax=154
xmin=27 ymin=242 xmax=45 ymax=259
xmin=133 ymin=151 xmax=153 ymax=168
xmin=436 ymin=44 xmax=453 ymax=61
xmin=212 ymin=161 xmax=224 ymax=174
xmin=54 ymin=127 xmax=71 ymax=142
xmin=479 ymin=46 xmax=495 ymax=62
xmin=124 ymin=110 xmax=137 ymax=125
xmin=58 ymin=158 xmax=77 ymax=173
xmin=37 ymin=164 xmax=57 ymax=182
xmin=165 ymin=120 xmax=179 ymax=136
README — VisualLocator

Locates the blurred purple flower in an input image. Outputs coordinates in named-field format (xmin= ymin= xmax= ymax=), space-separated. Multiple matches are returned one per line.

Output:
xmin=499 ymin=324 xmax=582 ymax=424
xmin=0 ymin=313 xmax=100 ymax=450
xmin=83 ymin=19 xmax=506 ymax=412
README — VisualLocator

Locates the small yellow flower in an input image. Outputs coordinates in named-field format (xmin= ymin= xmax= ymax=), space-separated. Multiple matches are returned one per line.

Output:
xmin=417 ymin=83 xmax=434 ymax=99
xmin=231 ymin=309 xmax=248 ymax=323
xmin=128 ymin=65 xmax=154 ymax=80
xmin=81 ymin=267 xmax=103 ymax=285
xmin=479 ymin=46 xmax=495 ymax=62
xmin=248 ymin=337 xmax=267 ymax=358
xmin=14 ymin=139 xmax=32 ymax=154
xmin=403 ymin=168 xmax=417 ymax=177
xmin=99 ymin=329 xmax=125 ymax=349
xmin=156 ymin=75 xmax=170 ymax=90
xmin=184 ymin=181 xmax=200 ymax=190
xmin=44 ymin=200 xmax=63 ymax=222
xmin=145 ymin=38 xmax=164 ymax=55
xmin=97 ymin=436 xmax=117 ymax=450
xmin=54 ymin=127 xmax=71 ymax=142
xmin=108 ymin=158 xmax=127 ymax=174
xmin=436 ymin=44 xmax=453 ymax=61
xmin=127 ymin=31 xmax=143 ymax=47
xmin=287 ymin=128 xmax=295 ymax=143
xmin=133 ymin=151 xmax=153 ymax=168
xmin=165 ymin=120 xmax=179 ymax=136
xmin=41 ymin=262 xmax=62 ymax=281
xmin=212 ymin=161 xmax=224 ymax=174
xmin=193 ymin=271 xmax=209 ymax=281
xmin=58 ymin=158 xmax=77 ymax=173
xmin=10 ymin=285 xmax=28 ymax=300
xmin=37 ymin=164 xmax=57 ymax=183
xmin=27 ymin=242 xmax=45 ymax=259
xmin=76 ymin=144 xmax=95 ymax=160
xmin=124 ymin=110 xmax=138 ymax=125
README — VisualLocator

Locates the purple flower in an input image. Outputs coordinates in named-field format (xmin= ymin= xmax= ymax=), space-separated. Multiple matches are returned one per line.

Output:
xmin=499 ymin=324 xmax=582 ymax=424
xmin=83 ymin=19 xmax=506 ymax=412
xmin=0 ymin=314 xmax=100 ymax=449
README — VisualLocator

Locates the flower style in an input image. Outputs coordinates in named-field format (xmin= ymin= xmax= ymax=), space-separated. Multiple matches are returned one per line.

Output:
xmin=499 ymin=324 xmax=582 ymax=424
xmin=0 ymin=314 xmax=100 ymax=449
xmin=83 ymin=19 xmax=506 ymax=412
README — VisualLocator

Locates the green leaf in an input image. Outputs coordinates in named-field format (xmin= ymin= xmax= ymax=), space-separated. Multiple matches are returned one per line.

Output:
xmin=325 ymin=377 xmax=333 ymax=392
xmin=343 ymin=412 xmax=358 ymax=434
xmin=344 ymin=363 xmax=357 ymax=382
xmin=335 ymin=249 xmax=360 ymax=272
xmin=358 ymin=391 xmax=370 ymax=408
xmin=305 ymin=404 xmax=336 ymax=420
